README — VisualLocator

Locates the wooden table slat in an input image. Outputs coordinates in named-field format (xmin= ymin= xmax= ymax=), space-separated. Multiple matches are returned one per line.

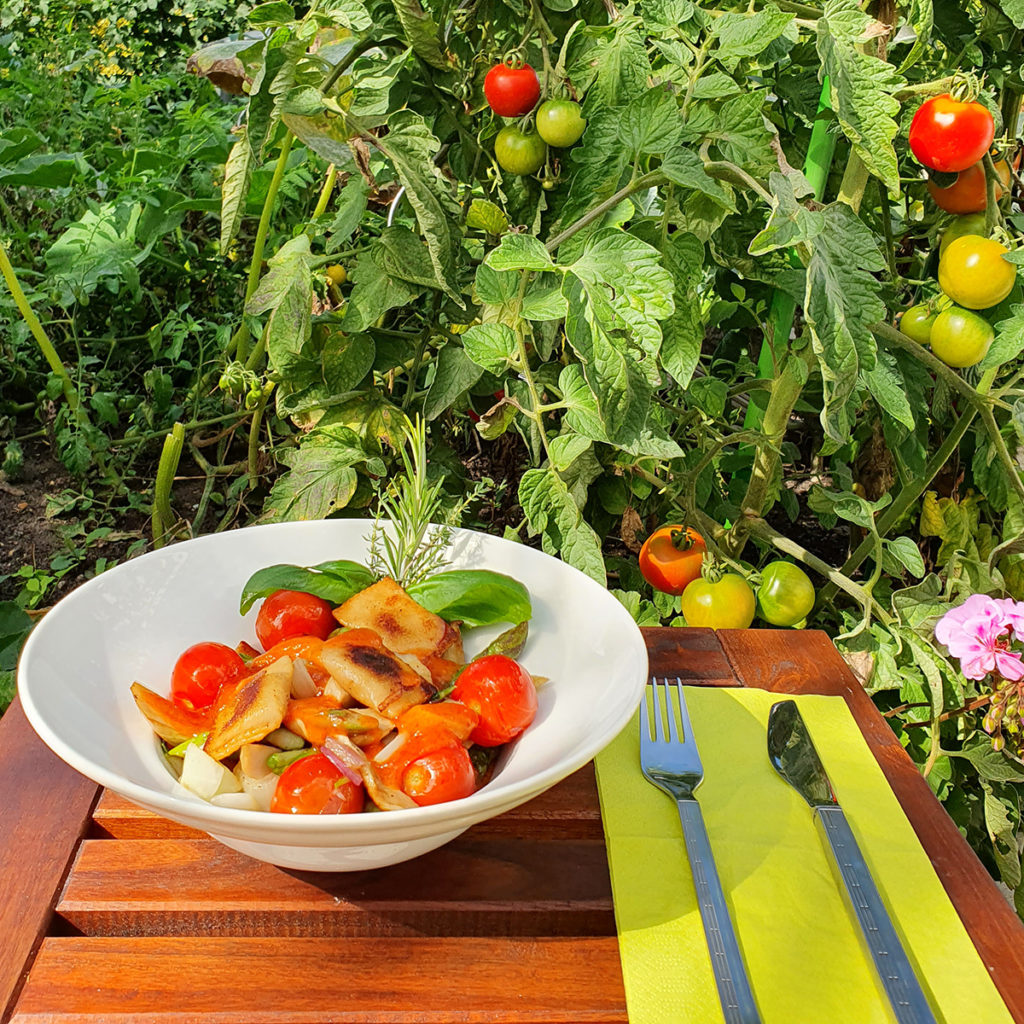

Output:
xmin=59 ymin=836 xmax=614 ymax=937
xmin=0 ymin=700 xmax=100 ymax=1022
xmin=12 ymin=936 xmax=627 ymax=1024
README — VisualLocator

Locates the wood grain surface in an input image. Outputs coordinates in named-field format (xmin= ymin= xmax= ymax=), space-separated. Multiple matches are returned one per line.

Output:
xmin=5 ymin=627 xmax=1023 ymax=1024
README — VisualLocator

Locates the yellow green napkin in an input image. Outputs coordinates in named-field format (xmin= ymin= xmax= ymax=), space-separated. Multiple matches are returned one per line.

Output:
xmin=594 ymin=687 xmax=1013 ymax=1024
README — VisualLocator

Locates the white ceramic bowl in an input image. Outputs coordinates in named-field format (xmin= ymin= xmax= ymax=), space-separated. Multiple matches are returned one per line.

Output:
xmin=19 ymin=520 xmax=648 ymax=870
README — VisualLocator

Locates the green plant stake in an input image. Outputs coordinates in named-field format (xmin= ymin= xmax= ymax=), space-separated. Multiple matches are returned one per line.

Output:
xmin=744 ymin=79 xmax=836 ymax=429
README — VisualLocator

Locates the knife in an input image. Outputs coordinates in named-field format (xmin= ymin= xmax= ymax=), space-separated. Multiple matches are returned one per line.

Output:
xmin=766 ymin=700 xmax=937 ymax=1024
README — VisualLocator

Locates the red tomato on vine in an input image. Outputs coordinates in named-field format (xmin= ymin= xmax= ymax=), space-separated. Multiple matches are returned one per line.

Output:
xmin=928 ymin=159 xmax=1010 ymax=215
xmin=639 ymin=526 xmax=707 ymax=596
xmin=484 ymin=62 xmax=540 ymax=117
xmin=909 ymin=94 xmax=995 ymax=173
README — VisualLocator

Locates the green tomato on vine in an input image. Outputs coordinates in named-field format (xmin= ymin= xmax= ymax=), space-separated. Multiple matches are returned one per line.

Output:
xmin=535 ymin=99 xmax=586 ymax=148
xmin=494 ymin=126 xmax=547 ymax=176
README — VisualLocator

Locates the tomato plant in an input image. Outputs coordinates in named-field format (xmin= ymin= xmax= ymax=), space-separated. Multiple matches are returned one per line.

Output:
xmin=484 ymin=62 xmax=540 ymax=117
xmin=639 ymin=526 xmax=706 ymax=595
xmin=402 ymin=744 xmax=477 ymax=806
xmin=938 ymin=236 xmax=1017 ymax=310
xmin=170 ymin=642 xmax=247 ymax=710
xmin=255 ymin=590 xmax=336 ymax=651
xmin=928 ymin=161 xmax=1009 ymax=215
xmin=270 ymin=752 xmax=365 ymax=814
xmin=451 ymin=655 xmax=537 ymax=747
xmin=494 ymin=127 xmax=546 ymax=176
xmin=909 ymin=95 xmax=995 ymax=173
xmin=680 ymin=575 xmax=756 ymax=630
xmin=928 ymin=308 xmax=995 ymax=368
xmin=535 ymin=100 xmax=586 ymax=148
xmin=757 ymin=562 xmax=815 ymax=627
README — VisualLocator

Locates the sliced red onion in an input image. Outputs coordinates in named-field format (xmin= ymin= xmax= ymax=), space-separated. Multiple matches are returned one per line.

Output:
xmin=322 ymin=734 xmax=367 ymax=787
xmin=373 ymin=730 xmax=407 ymax=763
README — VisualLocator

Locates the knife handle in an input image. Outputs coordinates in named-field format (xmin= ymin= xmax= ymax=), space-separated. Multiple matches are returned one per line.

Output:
xmin=816 ymin=806 xmax=937 ymax=1024
xmin=676 ymin=798 xmax=762 ymax=1024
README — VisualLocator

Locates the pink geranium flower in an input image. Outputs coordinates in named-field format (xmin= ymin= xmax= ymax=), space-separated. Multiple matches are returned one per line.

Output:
xmin=935 ymin=594 xmax=1024 ymax=681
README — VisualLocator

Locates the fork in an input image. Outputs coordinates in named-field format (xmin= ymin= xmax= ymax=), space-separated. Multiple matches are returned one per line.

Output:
xmin=640 ymin=678 xmax=762 ymax=1024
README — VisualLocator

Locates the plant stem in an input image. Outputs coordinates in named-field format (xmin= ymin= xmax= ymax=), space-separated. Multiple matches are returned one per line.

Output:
xmin=0 ymin=239 xmax=82 ymax=419
xmin=512 ymin=270 xmax=553 ymax=462
xmin=247 ymin=387 xmax=272 ymax=491
xmin=231 ymin=132 xmax=295 ymax=363
xmin=983 ymin=152 xmax=1004 ymax=235
xmin=308 ymin=164 xmax=338 ymax=228
xmin=545 ymin=171 xmax=666 ymax=252
xmin=727 ymin=353 xmax=809 ymax=557
xmin=152 ymin=422 xmax=185 ymax=549
xmin=322 ymin=36 xmax=379 ymax=95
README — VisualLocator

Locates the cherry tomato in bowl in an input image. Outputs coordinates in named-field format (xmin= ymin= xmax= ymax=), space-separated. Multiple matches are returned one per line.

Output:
xmin=403 ymin=745 xmax=477 ymax=806
xmin=451 ymin=654 xmax=538 ymax=746
xmin=680 ymin=574 xmax=756 ymax=629
xmin=170 ymin=641 xmax=247 ymax=710
xmin=938 ymin=235 xmax=1017 ymax=310
xmin=484 ymin=62 xmax=540 ymax=117
xmin=638 ymin=526 xmax=707 ymax=596
xmin=494 ymin=126 xmax=546 ymax=175
xmin=909 ymin=94 xmax=995 ymax=173
xmin=535 ymin=99 xmax=587 ymax=147
xmin=928 ymin=307 xmax=994 ymax=367
xmin=255 ymin=589 xmax=337 ymax=651
xmin=757 ymin=562 xmax=815 ymax=627
xmin=270 ymin=752 xmax=365 ymax=814
xmin=929 ymin=161 xmax=1009 ymax=215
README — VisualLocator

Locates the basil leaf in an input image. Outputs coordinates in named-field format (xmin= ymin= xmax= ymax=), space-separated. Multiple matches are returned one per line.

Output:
xmin=239 ymin=559 xmax=375 ymax=614
xmin=407 ymin=570 xmax=531 ymax=628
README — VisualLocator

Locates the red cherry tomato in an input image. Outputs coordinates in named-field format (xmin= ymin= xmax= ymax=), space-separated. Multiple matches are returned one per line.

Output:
xmin=255 ymin=589 xmax=336 ymax=650
xmin=402 ymin=744 xmax=477 ymax=806
xmin=638 ymin=526 xmax=707 ymax=595
xmin=484 ymin=61 xmax=540 ymax=117
xmin=909 ymin=94 xmax=995 ymax=173
xmin=270 ymin=752 xmax=364 ymax=814
xmin=451 ymin=654 xmax=538 ymax=747
xmin=170 ymin=641 xmax=247 ymax=710
xmin=928 ymin=159 xmax=1010 ymax=215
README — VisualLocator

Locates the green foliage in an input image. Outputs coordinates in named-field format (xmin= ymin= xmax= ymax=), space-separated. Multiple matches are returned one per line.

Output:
xmin=4 ymin=0 xmax=1024 ymax=913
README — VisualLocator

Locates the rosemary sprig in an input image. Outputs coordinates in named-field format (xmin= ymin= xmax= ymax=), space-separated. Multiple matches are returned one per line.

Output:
xmin=367 ymin=415 xmax=452 ymax=588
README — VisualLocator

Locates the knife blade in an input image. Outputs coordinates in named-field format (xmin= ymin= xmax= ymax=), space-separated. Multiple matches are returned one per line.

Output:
xmin=766 ymin=700 xmax=937 ymax=1024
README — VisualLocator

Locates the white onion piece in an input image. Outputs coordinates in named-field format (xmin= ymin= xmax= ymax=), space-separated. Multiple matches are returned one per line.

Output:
xmin=373 ymin=730 xmax=407 ymax=763
xmin=290 ymin=658 xmax=319 ymax=699
xmin=322 ymin=734 xmax=368 ymax=787
xmin=240 ymin=770 xmax=278 ymax=811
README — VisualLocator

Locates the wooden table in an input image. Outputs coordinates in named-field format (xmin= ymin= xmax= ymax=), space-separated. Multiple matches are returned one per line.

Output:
xmin=3 ymin=628 xmax=1024 ymax=1023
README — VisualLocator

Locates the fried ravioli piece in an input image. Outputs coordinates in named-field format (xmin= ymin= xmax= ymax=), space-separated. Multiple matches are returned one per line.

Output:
xmin=333 ymin=577 xmax=454 ymax=657
xmin=204 ymin=656 xmax=292 ymax=761
xmin=320 ymin=628 xmax=437 ymax=717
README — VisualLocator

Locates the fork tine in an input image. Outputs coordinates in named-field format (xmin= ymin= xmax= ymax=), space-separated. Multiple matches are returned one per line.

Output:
xmin=673 ymin=676 xmax=691 ymax=742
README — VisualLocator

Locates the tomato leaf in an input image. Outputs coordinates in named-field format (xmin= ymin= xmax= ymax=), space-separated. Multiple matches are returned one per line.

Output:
xmin=247 ymin=235 xmax=315 ymax=374
xmin=407 ymin=571 xmax=531 ymax=628
xmin=261 ymin=425 xmax=384 ymax=522
xmin=816 ymin=0 xmax=905 ymax=195
xmin=423 ymin=345 xmax=484 ymax=421
xmin=519 ymin=466 xmax=606 ymax=583
xmin=239 ymin=560 xmax=375 ymax=614
xmin=219 ymin=130 xmax=253 ymax=256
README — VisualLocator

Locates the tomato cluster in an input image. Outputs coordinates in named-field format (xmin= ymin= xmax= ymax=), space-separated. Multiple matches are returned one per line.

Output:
xmin=483 ymin=60 xmax=586 ymax=179
xmin=637 ymin=525 xmax=814 ymax=630
xmin=899 ymin=91 xmax=1018 ymax=369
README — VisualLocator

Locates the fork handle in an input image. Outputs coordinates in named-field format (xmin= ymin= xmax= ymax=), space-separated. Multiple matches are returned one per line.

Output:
xmin=676 ymin=798 xmax=762 ymax=1024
